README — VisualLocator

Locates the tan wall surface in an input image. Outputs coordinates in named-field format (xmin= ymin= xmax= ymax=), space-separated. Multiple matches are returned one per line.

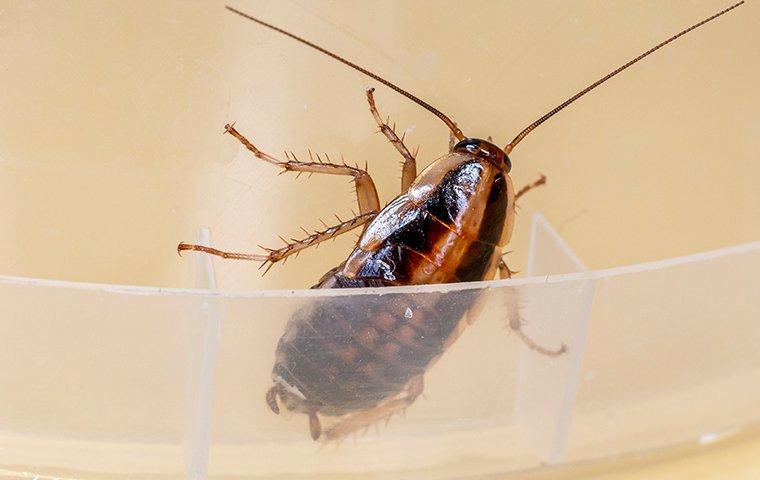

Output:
xmin=0 ymin=1 xmax=758 ymax=479
xmin=1 ymin=0 xmax=757 ymax=290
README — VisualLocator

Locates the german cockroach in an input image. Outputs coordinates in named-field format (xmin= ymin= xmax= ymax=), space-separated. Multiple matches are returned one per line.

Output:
xmin=179 ymin=2 xmax=744 ymax=440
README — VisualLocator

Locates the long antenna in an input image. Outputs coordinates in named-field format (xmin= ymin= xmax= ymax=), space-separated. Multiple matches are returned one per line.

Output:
xmin=504 ymin=1 xmax=744 ymax=154
xmin=225 ymin=6 xmax=465 ymax=141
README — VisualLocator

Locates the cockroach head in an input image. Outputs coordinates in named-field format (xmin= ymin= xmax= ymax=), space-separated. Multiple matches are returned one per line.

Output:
xmin=453 ymin=138 xmax=511 ymax=173
xmin=267 ymin=376 xmax=311 ymax=415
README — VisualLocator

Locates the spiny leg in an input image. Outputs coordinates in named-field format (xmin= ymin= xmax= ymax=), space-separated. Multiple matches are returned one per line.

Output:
xmin=499 ymin=258 xmax=566 ymax=356
xmin=224 ymin=123 xmax=380 ymax=215
xmin=365 ymin=88 xmax=417 ymax=193
xmin=323 ymin=375 xmax=424 ymax=441
xmin=498 ymin=258 xmax=517 ymax=279
xmin=178 ymin=212 xmax=376 ymax=274
xmin=515 ymin=174 xmax=547 ymax=200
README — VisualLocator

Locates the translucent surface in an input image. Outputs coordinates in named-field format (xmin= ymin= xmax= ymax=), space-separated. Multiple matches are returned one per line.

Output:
xmin=1 ymin=216 xmax=758 ymax=479
xmin=569 ymin=242 xmax=760 ymax=461
xmin=515 ymin=214 xmax=593 ymax=464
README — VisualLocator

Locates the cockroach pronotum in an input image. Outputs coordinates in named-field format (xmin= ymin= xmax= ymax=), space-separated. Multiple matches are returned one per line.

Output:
xmin=179 ymin=2 xmax=744 ymax=440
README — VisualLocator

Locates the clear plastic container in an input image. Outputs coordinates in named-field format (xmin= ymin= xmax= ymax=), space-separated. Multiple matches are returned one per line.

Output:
xmin=1 ymin=2 xmax=758 ymax=479
xmin=2 ymin=217 xmax=758 ymax=479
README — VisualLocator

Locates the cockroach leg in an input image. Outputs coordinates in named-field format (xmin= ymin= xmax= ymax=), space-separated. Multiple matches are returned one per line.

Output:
xmin=498 ymin=259 xmax=516 ymax=279
xmin=175 ymin=244 xmax=267 ymax=262
xmin=499 ymin=258 xmax=567 ymax=356
xmin=510 ymin=321 xmax=567 ymax=357
xmin=266 ymin=385 xmax=280 ymax=414
xmin=515 ymin=174 xmax=547 ymax=200
xmin=178 ymin=212 xmax=377 ymax=272
xmin=224 ymin=123 xmax=380 ymax=215
xmin=323 ymin=375 xmax=424 ymax=441
xmin=448 ymin=131 xmax=457 ymax=153
xmin=309 ymin=409 xmax=322 ymax=440
xmin=365 ymin=88 xmax=417 ymax=193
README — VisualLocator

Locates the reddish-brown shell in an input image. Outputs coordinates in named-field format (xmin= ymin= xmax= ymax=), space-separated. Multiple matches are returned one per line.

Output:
xmin=269 ymin=141 xmax=515 ymax=437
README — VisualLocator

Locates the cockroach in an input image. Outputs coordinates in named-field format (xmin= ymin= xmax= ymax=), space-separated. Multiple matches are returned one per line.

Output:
xmin=179 ymin=2 xmax=744 ymax=440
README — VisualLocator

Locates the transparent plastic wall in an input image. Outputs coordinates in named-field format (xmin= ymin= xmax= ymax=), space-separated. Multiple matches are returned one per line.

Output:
xmin=2 ymin=2 xmax=759 ymax=479
xmin=1 ymin=216 xmax=758 ymax=479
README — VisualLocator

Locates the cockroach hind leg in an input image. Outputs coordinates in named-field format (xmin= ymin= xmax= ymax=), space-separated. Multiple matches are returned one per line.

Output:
xmin=510 ymin=317 xmax=567 ymax=357
xmin=176 ymin=242 xmax=267 ymax=262
xmin=180 ymin=213 xmax=375 ymax=270
xmin=322 ymin=376 xmax=424 ymax=442
xmin=499 ymin=259 xmax=561 ymax=355
xmin=266 ymin=385 xmax=280 ymax=414
xmin=309 ymin=409 xmax=322 ymax=440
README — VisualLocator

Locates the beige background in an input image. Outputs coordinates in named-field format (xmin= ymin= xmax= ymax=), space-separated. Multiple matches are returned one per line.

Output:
xmin=0 ymin=1 xmax=758 ymax=478
xmin=1 ymin=0 xmax=757 ymax=291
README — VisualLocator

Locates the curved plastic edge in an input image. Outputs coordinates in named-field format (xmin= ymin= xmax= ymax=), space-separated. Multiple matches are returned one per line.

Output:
xmin=0 ymin=242 xmax=757 ymax=299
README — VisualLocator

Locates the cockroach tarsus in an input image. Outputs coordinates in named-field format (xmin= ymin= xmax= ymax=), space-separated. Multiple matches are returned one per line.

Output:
xmin=178 ymin=2 xmax=744 ymax=440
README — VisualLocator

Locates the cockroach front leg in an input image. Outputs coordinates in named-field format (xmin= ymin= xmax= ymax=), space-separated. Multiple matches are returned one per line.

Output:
xmin=323 ymin=375 xmax=424 ymax=441
xmin=515 ymin=174 xmax=547 ymax=200
xmin=499 ymin=258 xmax=567 ymax=357
xmin=498 ymin=258 xmax=517 ymax=279
xmin=224 ymin=123 xmax=380 ymax=215
xmin=366 ymin=88 xmax=418 ymax=193
xmin=178 ymin=212 xmax=376 ymax=273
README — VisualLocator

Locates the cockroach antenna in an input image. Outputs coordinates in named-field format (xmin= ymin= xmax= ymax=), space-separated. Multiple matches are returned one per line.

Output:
xmin=224 ymin=5 xmax=466 ymax=141
xmin=503 ymin=1 xmax=744 ymax=154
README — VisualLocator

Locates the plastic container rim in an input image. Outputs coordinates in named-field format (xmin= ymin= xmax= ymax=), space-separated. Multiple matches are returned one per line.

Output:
xmin=0 ymin=241 xmax=756 ymax=299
